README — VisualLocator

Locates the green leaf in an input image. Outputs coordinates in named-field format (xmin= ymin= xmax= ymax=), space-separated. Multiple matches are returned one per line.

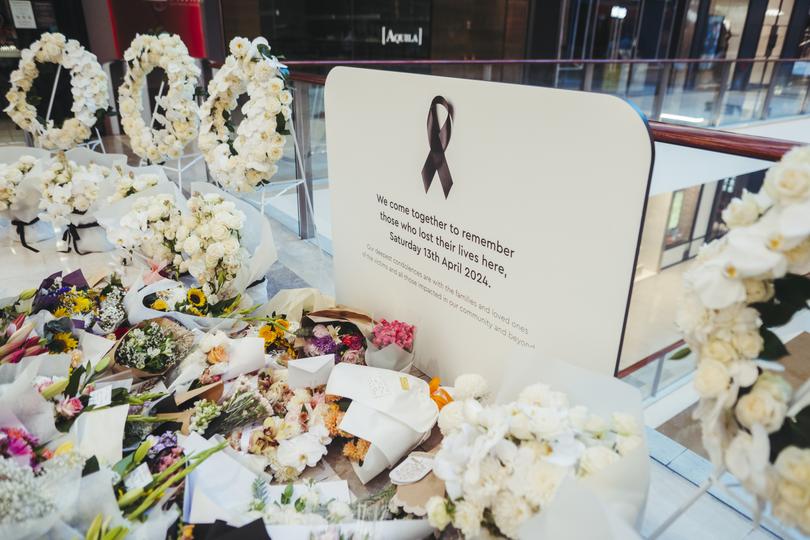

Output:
xmin=280 ymin=483 xmax=293 ymax=505
xmin=669 ymin=347 xmax=691 ymax=360
xmin=82 ymin=456 xmax=100 ymax=476
xmin=64 ymin=365 xmax=86 ymax=397
xmin=773 ymin=273 xmax=810 ymax=307
xmin=769 ymin=405 xmax=810 ymax=461
xmin=276 ymin=112 xmax=290 ymax=135
xmin=294 ymin=497 xmax=305 ymax=512
xmin=759 ymin=327 xmax=789 ymax=360
xmin=751 ymin=300 xmax=802 ymax=328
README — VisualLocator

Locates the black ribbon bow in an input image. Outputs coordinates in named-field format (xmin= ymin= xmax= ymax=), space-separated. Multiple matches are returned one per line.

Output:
xmin=421 ymin=96 xmax=454 ymax=198
xmin=11 ymin=217 xmax=40 ymax=253
xmin=60 ymin=221 xmax=99 ymax=256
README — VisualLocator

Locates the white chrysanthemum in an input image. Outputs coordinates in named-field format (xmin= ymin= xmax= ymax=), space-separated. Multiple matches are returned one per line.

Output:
xmin=454 ymin=373 xmax=489 ymax=400
xmin=437 ymin=400 xmax=464 ymax=436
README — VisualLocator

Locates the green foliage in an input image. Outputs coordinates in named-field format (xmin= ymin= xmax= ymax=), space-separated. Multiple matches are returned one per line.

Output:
xmin=759 ymin=327 xmax=789 ymax=360
xmin=769 ymin=405 xmax=810 ymax=462
xmin=670 ymin=347 xmax=691 ymax=360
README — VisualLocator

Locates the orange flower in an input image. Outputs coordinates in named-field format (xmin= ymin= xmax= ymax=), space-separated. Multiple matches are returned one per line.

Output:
xmin=342 ymin=438 xmax=371 ymax=463
xmin=206 ymin=345 xmax=229 ymax=364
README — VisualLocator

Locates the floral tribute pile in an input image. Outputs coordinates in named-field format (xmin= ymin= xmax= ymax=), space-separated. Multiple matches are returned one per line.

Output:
xmin=679 ymin=146 xmax=810 ymax=534
xmin=0 ymin=264 xmax=645 ymax=539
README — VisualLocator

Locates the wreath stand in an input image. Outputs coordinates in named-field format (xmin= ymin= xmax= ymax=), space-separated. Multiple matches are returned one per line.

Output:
xmin=647 ymin=468 xmax=799 ymax=539
xmin=34 ymin=64 xmax=106 ymax=152
xmin=138 ymin=80 xmax=204 ymax=192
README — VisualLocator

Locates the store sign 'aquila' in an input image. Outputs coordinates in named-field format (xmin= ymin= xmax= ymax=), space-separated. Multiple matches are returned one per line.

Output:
xmin=381 ymin=26 xmax=423 ymax=46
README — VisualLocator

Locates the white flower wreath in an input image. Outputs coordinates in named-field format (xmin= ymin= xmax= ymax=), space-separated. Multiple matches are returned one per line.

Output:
xmin=118 ymin=33 xmax=200 ymax=164
xmin=678 ymin=146 xmax=810 ymax=535
xmin=4 ymin=32 xmax=109 ymax=150
xmin=198 ymin=37 xmax=292 ymax=192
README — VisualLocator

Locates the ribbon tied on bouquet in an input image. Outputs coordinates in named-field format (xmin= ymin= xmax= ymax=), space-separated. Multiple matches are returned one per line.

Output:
xmin=60 ymin=222 xmax=98 ymax=256
xmin=421 ymin=96 xmax=454 ymax=199
xmin=11 ymin=217 xmax=40 ymax=253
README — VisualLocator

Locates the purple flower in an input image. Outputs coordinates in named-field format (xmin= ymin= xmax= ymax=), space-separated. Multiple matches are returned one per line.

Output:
xmin=147 ymin=431 xmax=178 ymax=459
xmin=309 ymin=335 xmax=338 ymax=355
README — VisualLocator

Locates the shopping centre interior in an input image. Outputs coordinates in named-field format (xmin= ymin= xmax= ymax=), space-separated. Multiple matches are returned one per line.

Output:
xmin=1 ymin=0 xmax=810 ymax=538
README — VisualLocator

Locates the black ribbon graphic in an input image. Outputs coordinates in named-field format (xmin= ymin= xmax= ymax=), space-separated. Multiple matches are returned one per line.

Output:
xmin=60 ymin=221 xmax=99 ymax=256
xmin=421 ymin=96 xmax=454 ymax=198
xmin=11 ymin=217 xmax=40 ymax=253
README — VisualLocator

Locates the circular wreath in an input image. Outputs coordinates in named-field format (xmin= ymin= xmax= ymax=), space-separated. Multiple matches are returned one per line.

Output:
xmin=4 ymin=32 xmax=109 ymax=150
xmin=198 ymin=36 xmax=292 ymax=192
xmin=678 ymin=146 xmax=810 ymax=534
xmin=118 ymin=33 xmax=200 ymax=164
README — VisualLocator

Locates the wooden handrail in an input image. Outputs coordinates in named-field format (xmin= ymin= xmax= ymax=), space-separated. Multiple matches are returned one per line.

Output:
xmin=648 ymin=121 xmax=801 ymax=161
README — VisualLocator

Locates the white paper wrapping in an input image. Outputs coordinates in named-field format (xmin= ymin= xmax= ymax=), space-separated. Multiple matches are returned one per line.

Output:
xmin=189 ymin=182 xmax=276 ymax=301
xmin=0 ymin=147 xmax=55 ymax=246
xmin=69 ymin=404 xmax=129 ymax=465
xmin=365 ymin=343 xmax=413 ymax=372
xmin=255 ymin=287 xmax=336 ymax=322
xmin=326 ymin=363 xmax=438 ymax=483
xmin=171 ymin=334 xmax=265 ymax=391
xmin=495 ymin=355 xmax=650 ymax=538
xmin=0 ymin=356 xmax=60 ymax=442
xmin=124 ymin=277 xmax=248 ymax=332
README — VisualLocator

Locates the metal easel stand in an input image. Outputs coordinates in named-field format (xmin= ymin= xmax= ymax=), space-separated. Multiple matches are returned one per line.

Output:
xmin=161 ymin=152 xmax=204 ymax=194
xmin=34 ymin=64 xmax=105 ymax=153
xmin=136 ymin=80 xmax=203 ymax=192
xmin=647 ymin=470 xmax=799 ymax=540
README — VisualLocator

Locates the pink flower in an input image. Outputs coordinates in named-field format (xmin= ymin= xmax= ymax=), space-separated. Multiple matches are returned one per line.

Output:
xmin=56 ymin=397 xmax=84 ymax=418
xmin=371 ymin=319 xmax=415 ymax=352
xmin=312 ymin=324 xmax=330 ymax=339
xmin=341 ymin=348 xmax=365 ymax=365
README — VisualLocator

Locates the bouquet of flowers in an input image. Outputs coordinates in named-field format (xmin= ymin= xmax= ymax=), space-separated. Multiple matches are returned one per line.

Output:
xmin=38 ymin=152 xmax=119 ymax=228
xmin=256 ymin=314 xmax=297 ymax=360
xmin=107 ymin=170 xmax=162 ymax=203
xmin=109 ymin=194 xmax=185 ymax=278
xmin=365 ymin=319 xmax=416 ymax=372
xmin=0 ymin=314 xmax=46 ymax=364
xmin=0 ymin=426 xmax=53 ymax=471
xmin=146 ymin=285 xmax=242 ymax=318
xmin=176 ymin=192 xmax=248 ymax=303
xmin=222 ymin=369 xmax=332 ymax=482
xmin=0 ymin=155 xmax=37 ymax=212
xmin=299 ymin=322 xmax=367 ymax=365
xmin=113 ymin=318 xmax=192 ymax=376
xmin=426 ymin=380 xmax=642 ymax=539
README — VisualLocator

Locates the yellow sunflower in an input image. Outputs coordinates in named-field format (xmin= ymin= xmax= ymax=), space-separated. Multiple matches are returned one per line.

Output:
xmin=187 ymin=288 xmax=207 ymax=308
xmin=276 ymin=319 xmax=290 ymax=331
xmin=151 ymin=298 xmax=169 ymax=311
xmin=186 ymin=305 xmax=204 ymax=317
xmin=53 ymin=332 xmax=78 ymax=352
xmin=52 ymin=306 xmax=69 ymax=318
xmin=258 ymin=325 xmax=277 ymax=343
xmin=72 ymin=295 xmax=93 ymax=313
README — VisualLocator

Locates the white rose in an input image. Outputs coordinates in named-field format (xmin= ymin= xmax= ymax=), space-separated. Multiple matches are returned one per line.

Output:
xmin=701 ymin=338 xmax=739 ymax=364
xmin=722 ymin=193 xmax=759 ymax=228
xmin=326 ymin=500 xmax=352 ymax=523
xmin=752 ymin=372 xmax=792 ymax=403
xmin=425 ymin=496 xmax=451 ymax=530
xmin=229 ymin=37 xmax=250 ymax=57
xmin=437 ymin=400 xmax=464 ymax=436
xmin=765 ymin=161 xmax=810 ymax=205
xmin=578 ymin=445 xmax=621 ymax=477
xmin=731 ymin=331 xmax=764 ymax=359
xmin=183 ymin=235 xmax=201 ymax=255
xmin=735 ymin=389 xmax=787 ymax=433
xmin=491 ymin=491 xmax=530 ymax=539
xmin=452 ymin=499 xmax=483 ymax=539
xmin=694 ymin=358 xmax=731 ymax=398
xmin=583 ymin=413 xmax=607 ymax=436
xmin=453 ymin=373 xmax=488 ymax=400
xmin=509 ymin=410 xmax=533 ymax=440
xmin=616 ymin=434 xmax=642 ymax=456
xmin=611 ymin=412 xmax=639 ymax=436
xmin=518 ymin=383 xmax=568 ymax=408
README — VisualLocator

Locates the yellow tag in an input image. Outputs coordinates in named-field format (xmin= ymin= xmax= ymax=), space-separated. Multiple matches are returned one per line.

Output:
xmin=54 ymin=441 xmax=74 ymax=456
xmin=399 ymin=377 xmax=410 ymax=390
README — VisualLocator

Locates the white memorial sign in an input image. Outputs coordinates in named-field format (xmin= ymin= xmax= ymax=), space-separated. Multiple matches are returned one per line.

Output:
xmin=326 ymin=68 xmax=652 ymax=381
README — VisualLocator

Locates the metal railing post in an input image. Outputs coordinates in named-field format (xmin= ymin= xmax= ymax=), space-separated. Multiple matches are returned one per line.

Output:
xmin=711 ymin=62 xmax=733 ymax=126
xmin=759 ymin=60 xmax=779 ymax=120
xmin=582 ymin=62 xmax=594 ymax=92
xmin=651 ymin=63 xmax=671 ymax=121
xmin=650 ymin=352 xmax=666 ymax=397
xmin=293 ymin=81 xmax=315 ymax=240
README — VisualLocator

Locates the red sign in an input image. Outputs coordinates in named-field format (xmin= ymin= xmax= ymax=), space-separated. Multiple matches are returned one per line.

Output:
xmin=107 ymin=0 xmax=206 ymax=58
